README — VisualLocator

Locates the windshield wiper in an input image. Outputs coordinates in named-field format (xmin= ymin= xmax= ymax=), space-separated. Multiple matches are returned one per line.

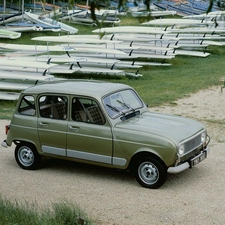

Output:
xmin=116 ymin=100 xmax=135 ymax=112
xmin=106 ymin=104 xmax=125 ymax=115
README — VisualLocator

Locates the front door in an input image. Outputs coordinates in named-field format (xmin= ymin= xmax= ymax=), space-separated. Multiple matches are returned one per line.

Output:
xmin=66 ymin=97 xmax=113 ymax=165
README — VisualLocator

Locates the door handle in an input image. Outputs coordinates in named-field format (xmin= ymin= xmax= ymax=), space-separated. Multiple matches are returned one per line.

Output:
xmin=39 ymin=122 xmax=49 ymax=127
xmin=69 ymin=126 xmax=79 ymax=131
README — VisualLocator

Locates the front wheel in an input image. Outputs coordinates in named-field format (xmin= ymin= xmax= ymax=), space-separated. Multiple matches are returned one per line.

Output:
xmin=15 ymin=143 xmax=41 ymax=170
xmin=135 ymin=156 xmax=167 ymax=189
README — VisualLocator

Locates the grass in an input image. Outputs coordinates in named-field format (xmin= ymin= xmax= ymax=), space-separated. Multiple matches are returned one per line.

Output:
xmin=0 ymin=195 xmax=92 ymax=225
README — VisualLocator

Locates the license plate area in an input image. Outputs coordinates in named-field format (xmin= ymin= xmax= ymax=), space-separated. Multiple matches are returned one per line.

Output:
xmin=190 ymin=151 xmax=207 ymax=167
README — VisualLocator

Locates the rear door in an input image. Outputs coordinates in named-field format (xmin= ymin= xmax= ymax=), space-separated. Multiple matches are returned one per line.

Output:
xmin=37 ymin=94 xmax=68 ymax=156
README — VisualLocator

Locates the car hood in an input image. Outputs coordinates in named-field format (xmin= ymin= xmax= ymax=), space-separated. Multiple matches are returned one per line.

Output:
xmin=115 ymin=111 xmax=205 ymax=143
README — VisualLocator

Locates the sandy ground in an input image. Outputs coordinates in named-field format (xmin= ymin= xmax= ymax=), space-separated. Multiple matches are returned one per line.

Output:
xmin=1 ymin=85 xmax=225 ymax=225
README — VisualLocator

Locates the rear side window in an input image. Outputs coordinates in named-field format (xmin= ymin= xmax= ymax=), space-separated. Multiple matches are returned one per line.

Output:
xmin=18 ymin=95 xmax=36 ymax=116
xmin=39 ymin=95 xmax=68 ymax=120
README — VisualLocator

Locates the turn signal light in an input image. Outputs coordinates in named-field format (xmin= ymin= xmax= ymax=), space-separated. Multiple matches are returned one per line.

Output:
xmin=5 ymin=125 xmax=10 ymax=135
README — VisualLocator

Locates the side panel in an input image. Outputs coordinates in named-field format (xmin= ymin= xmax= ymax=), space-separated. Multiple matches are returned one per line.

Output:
xmin=37 ymin=118 xmax=68 ymax=156
xmin=66 ymin=121 xmax=113 ymax=165
xmin=7 ymin=114 xmax=39 ymax=147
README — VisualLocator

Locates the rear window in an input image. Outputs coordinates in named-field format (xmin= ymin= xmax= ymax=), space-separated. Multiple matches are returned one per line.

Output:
xmin=18 ymin=95 xmax=36 ymax=116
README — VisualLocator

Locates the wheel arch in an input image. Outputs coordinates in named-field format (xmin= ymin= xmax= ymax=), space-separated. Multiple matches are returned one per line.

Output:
xmin=128 ymin=151 xmax=167 ymax=172
xmin=13 ymin=140 xmax=42 ymax=154
xmin=15 ymin=141 xmax=42 ymax=170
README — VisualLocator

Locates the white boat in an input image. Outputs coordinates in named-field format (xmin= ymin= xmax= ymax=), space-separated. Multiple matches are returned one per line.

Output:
xmin=42 ymin=17 xmax=78 ymax=34
xmin=0 ymin=28 xmax=21 ymax=39
xmin=0 ymin=70 xmax=54 ymax=81
xmin=13 ymin=55 xmax=88 ymax=63
xmin=0 ymin=13 xmax=23 ymax=25
xmin=25 ymin=11 xmax=78 ymax=34
xmin=171 ymin=49 xmax=210 ymax=57
xmin=0 ymin=65 xmax=80 ymax=75
xmin=31 ymin=35 xmax=122 ymax=44
xmin=118 ymin=60 xmax=172 ymax=66
xmin=72 ymin=66 xmax=142 ymax=77
xmin=0 ymin=58 xmax=58 ymax=69
xmin=52 ymin=64 xmax=127 ymax=76
xmin=0 ymin=91 xmax=20 ymax=100
xmin=131 ymin=10 xmax=177 ymax=18
xmin=0 ymin=43 xmax=78 ymax=52
xmin=32 ymin=54 xmax=119 ymax=64
xmin=65 ymin=8 xmax=121 ymax=25
xmin=122 ymin=50 xmax=175 ymax=60
xmin=183 ymin=11 xmax=225 ymax=20
xmin=92 ymin=26 xmax=171 ymax=34
xmin=74 ymin=60 xmax=142 ymax=69
xmin=162 ymin=27 xmax=225 ymax=34
xmin=2 ymin=21 xmax=62 ymax=32
xmin=0 ymin=81 xmax=33 ymax=91
xmin=143 ymin=18 xmax=214 ymax=26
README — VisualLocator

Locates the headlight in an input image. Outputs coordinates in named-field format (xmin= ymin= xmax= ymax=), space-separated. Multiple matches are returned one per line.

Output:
xmin=201 ymin=132 xmax=206 ymax=143
xmin=178 ymin=144 xmax=185 ymax=155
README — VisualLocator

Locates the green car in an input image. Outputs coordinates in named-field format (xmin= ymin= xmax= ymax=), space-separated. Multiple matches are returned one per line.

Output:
xmin=1 ymin=79 xmax=210 ymax=189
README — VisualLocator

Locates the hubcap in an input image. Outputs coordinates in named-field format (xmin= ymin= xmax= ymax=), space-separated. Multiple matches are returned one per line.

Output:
xmin=18 ymin=147 xmax=34 ymax=167
xmin=138 ymin=162 xmax=159 ymax=185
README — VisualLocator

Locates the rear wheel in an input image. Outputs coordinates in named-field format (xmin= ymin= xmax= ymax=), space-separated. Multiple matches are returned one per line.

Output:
xmin=135 ymin=156 xmax=167 ymax=189
xmin=15 ymin=143 xmax=41 ymax=170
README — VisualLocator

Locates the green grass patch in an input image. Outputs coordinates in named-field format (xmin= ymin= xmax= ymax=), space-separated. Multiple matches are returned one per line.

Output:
xmin=0 ymin=101 xmax=17 ymax=120
xmin=0 ymin=196 xmax=92 ymax=225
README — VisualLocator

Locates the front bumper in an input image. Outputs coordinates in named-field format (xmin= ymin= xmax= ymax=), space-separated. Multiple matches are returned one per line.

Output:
xmin=167 ymin=146 xmax=210 ymax=174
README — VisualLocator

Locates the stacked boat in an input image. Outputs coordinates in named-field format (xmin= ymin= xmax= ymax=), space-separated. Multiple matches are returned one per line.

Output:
xmin=1 ymin=1 xmax=225 ymax=100
xmin=153 ymin=0 xmax=220 ymax=16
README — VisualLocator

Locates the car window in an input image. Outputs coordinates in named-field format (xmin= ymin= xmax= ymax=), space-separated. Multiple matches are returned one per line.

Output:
xmin=103 ymin=89 xmax=143 ymax=118
xmin=18 ymin=95 xmax=36 ymax=116
xmin=71 ymin=97 xmax=105 ymax=125
xmin=39 ymin=95 xmax=68 ymax=120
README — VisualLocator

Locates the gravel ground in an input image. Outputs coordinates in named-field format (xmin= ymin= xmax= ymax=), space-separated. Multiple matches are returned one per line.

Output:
xmin=1 ymin=86 xmax=225 ymax=225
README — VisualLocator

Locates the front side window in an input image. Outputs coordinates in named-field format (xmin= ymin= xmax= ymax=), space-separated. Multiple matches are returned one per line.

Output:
xmin=18 ymin=95 xmax=35 ymax=116
xmin=103 ymin=89 xmax=143 ymax=119
xmin=39 ymin=95 xmax=67 ymax=120
xmin=71 ymin=97 xmax=105 ymax=125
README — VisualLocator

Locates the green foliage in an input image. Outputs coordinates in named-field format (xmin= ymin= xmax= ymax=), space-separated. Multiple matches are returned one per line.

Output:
xmin=0 ymin=100 xmax=16 ymax=119
xmin=0 ymin=196 xmax=92 ymax=225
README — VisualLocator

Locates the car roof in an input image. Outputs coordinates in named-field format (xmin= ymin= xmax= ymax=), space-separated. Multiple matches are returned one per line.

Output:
xmin=22 ymin=79 xmax=132 ymax=98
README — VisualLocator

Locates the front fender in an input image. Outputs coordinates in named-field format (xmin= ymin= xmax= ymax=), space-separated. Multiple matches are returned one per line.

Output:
xmin=113 ymin=129 xmax=178 ymax=168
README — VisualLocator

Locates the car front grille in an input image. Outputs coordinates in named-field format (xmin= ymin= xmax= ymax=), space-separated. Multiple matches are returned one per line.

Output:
xmin=184 ymin=134 xmax=202 ymax=154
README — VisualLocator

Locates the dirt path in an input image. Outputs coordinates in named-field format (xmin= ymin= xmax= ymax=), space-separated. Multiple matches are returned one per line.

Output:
xmin=1 ymin=86 xmax=225 ymax=225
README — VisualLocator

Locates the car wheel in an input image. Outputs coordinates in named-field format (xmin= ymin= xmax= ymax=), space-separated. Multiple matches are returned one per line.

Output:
xmin=135 ymin=156 xmax=167 ymax=189
xmin=15 ymin=143 xmax=41 ymax=170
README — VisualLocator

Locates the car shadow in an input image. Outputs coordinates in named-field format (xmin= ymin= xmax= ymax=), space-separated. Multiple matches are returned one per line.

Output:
xmin=40 ymin=156 xmax=136 ymax=186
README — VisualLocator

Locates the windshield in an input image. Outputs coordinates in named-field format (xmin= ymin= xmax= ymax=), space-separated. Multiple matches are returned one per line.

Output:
xmin=103 ymin=89 xmax=143 ymax=119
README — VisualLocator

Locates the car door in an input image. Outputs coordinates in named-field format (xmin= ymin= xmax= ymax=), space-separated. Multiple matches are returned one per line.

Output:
xmin=37 ymin=95 xmax=68 ymax=156
xmin=66 ymin=97 xmax=113 ymax=165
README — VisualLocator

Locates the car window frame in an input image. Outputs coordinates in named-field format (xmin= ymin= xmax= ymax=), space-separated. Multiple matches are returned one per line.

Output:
xmin=102 ymin=88 xmax=144 ymax=119
xmin=71 ymin=96 xmax=106 ymax=125
xmin=38 ymin=94 xmax=68 ymax=120
xmin=18 ymin=95 xmax=36 ymax=116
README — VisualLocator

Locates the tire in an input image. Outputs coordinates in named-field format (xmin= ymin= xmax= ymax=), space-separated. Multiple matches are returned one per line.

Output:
xmin=135 ymin=156 xmax=167 ymax=189
xmin=15 ymin=143 xmax=41 ymax=170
